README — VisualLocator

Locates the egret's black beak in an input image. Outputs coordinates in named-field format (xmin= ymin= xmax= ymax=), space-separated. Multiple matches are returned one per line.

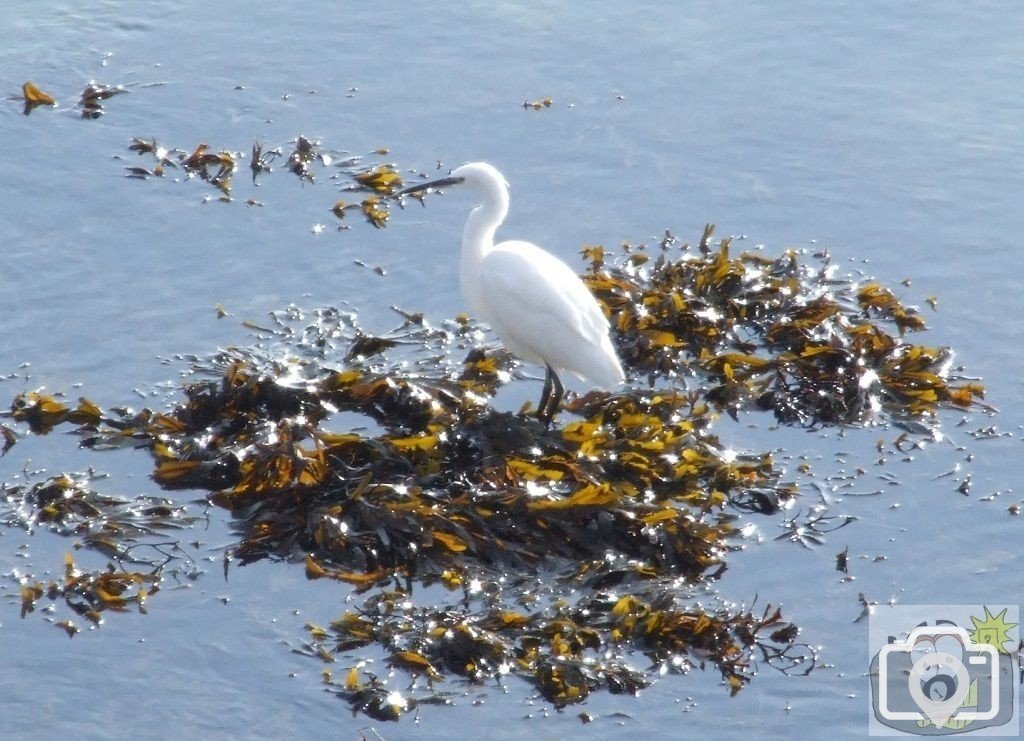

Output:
xmin=397 ymin=175 xmax=465 ymax=197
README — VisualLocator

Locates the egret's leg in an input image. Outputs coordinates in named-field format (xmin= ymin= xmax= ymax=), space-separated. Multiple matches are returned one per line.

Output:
xmin=538 ymin=365 xmax=564 ymax=427
xmin=537 ymin=365 xmax=554 ymax=422
xmin=550 ymin=367 xmax=565 ymax=420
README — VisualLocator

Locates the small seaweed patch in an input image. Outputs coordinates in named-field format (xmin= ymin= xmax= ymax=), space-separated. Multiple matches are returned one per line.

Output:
xmin=1 ymin=472 xmax=200 ymax=628
xmin=2 ymin=229 xmax=984 ymax=717
xmin=311 ymin=585 xmax=806 ymax=716
xmin=21 ymin=81 xmax=57 ymax=115
xmin=14 ymin=77 xmax=141 ymax=117
xmin=123 ymin=134 xmax=407 ymax=226
xmin=78 ymin=81 xmax=127 ymax=119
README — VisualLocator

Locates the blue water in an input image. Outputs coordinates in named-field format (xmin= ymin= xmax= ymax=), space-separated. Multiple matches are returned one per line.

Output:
xmin=2 ymin=2 xmax=1022 ymax=738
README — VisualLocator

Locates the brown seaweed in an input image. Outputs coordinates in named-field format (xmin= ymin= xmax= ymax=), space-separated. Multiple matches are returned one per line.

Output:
xmin=3 ymin=228 xmax=985 ymax=718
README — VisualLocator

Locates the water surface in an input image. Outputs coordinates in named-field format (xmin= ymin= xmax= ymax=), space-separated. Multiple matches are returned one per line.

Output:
xmin=2 ymin=2 xmax=1022 ymax=738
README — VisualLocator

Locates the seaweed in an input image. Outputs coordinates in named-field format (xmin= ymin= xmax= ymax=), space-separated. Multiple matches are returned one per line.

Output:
xmin=21 ymin=81 xmax=56 ymax=115
xmin=3 ymin=473 xmax=200 ymax=626
xmin=3 ymin=228 xmax=984 ymax=718
xmin=582 ymin=229 xmax=986 ymax=427
xmin=78 ymin=82 xmax=126 ymax=119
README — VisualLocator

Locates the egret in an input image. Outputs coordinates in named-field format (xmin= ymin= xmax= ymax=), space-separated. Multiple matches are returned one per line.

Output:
xmin=398 ymin=162 xmax=624 ymax=425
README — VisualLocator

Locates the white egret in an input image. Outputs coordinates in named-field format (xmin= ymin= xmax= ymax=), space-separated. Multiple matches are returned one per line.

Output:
xmin=399 ymin=162 xmax=624 ymax=425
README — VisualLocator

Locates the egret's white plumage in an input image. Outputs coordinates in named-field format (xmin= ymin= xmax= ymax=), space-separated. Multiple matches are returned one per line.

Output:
xmin=400 ymin=162 xmax=624 ymax=423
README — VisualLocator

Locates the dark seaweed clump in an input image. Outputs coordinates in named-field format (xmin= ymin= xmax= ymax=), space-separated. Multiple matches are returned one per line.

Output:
xmin=2 ymin=228 xmax=983 ymax=718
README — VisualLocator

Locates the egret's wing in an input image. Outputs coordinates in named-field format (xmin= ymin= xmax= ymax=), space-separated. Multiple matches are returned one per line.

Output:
xmin=477 ymin=241 xmax=612 ymax=373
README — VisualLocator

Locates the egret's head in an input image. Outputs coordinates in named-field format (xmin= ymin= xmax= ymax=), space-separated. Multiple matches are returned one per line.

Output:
xmin=398 ymin=161 xmax=509 ymax=201
xmin=449 ymin=162 xmax=508 ymax=193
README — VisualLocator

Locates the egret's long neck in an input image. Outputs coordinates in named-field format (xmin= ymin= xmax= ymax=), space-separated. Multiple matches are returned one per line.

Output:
xmin=460 ymin=187 xmax=508 ymax=318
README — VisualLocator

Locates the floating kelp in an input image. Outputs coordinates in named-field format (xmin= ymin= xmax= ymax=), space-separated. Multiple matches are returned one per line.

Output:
xmin=19 ymin=552 xmax=157 ymax=628
xmin=353 ymin=164 xmax=404 ymax=194
xmin=125 ymin=137 xmax=179 ymax=179
xmin=285 ymin=135 xmax=320 ymax=182
xmin=127 ymin=136 xmax=407 ymax=225
xmin=181 ymin=143 xmax=236 ymax=197
xmin=78 ymin=81 xmax=126 ymax=119
xmin=251 ymin=140 xmax=281 ymax=183
xmin=1 ymin=472 xmax=196 ymax=542
xmin=14 ymin=76 xmax=161 ymax=119
xmin=582 ymin=226 xmax=986 ymax=427
xmin=11 ymin=392 xmax=104 ymax=434
xmin=2 ymin=228 xmax=985 ymax=719
xmin=21 ymin=80 xmax=56 ymax=115
xmin=311 ymin=588 xmax=805 ymax=714
xmin=1 ymin=472 xmax=200 ymax=625
xmin=359 ymin=196 xmax=390 ymax=228
xmin=522 ymin=97 xmax=553 ymax=110
xmin=0 ymin=424 xmax=15 ymax=456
